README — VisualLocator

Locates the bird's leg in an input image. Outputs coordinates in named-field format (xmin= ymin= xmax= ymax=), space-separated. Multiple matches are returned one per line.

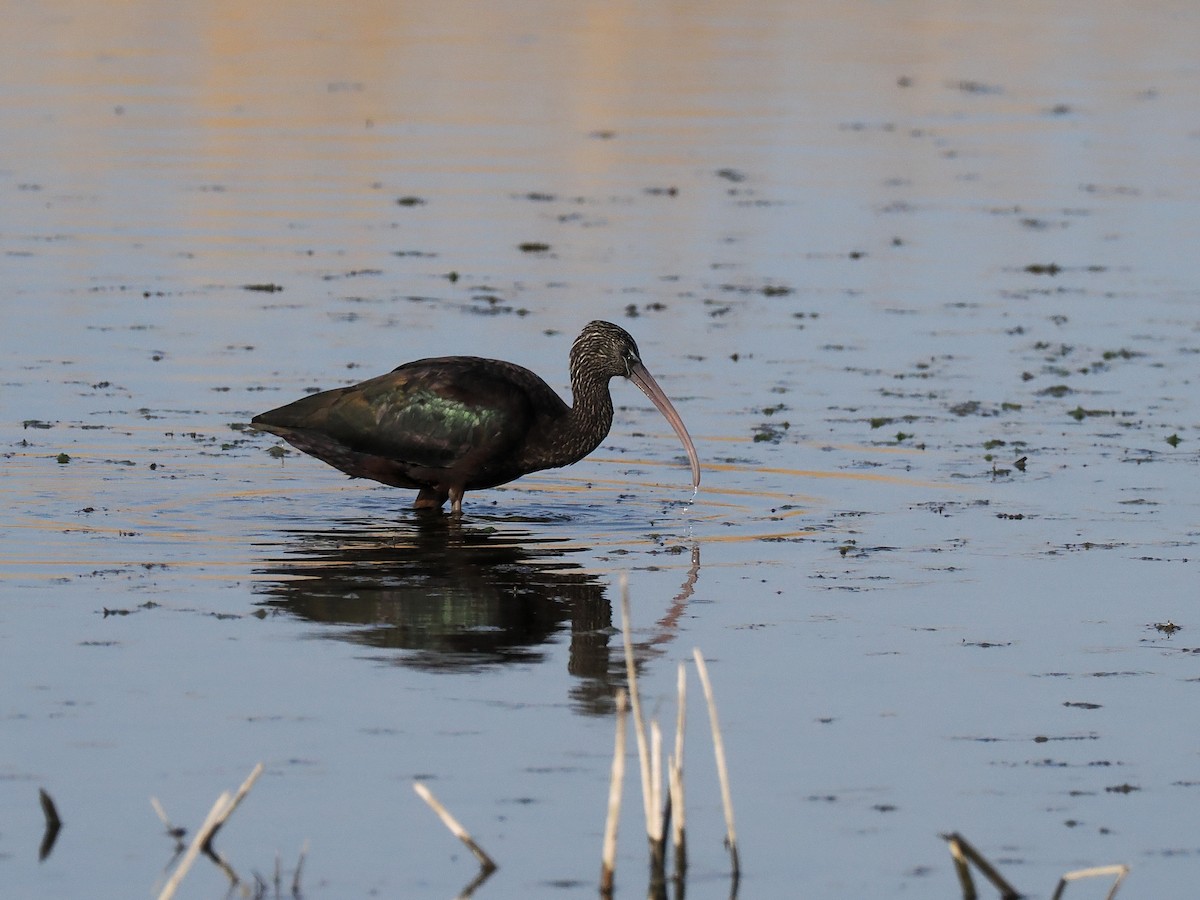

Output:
xmin=413 ymin=487 xmax=448 ymax=510
xmin=448 ymin=486 xmax=465 ymax=516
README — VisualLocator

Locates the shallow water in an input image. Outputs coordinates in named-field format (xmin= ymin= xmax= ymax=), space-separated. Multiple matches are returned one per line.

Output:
xmin=4 ymin=2 xmax=1200 ymax=897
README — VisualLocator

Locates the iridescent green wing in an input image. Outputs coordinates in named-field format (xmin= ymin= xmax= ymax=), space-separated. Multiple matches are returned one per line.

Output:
xmin=316 ymin=357 xmax=556 ymax=469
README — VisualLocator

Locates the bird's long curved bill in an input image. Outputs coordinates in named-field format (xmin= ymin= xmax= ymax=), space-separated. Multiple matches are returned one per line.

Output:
xmin=627 ymin=360 xmax=701 ymax=489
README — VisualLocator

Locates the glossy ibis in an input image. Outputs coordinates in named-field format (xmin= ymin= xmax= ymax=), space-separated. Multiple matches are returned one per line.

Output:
xmin=252 ymin=320 xmax=701 ymax=513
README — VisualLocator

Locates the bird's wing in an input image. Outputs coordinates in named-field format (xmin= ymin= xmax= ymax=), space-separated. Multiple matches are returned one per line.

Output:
xmin=258 ymin=358 xmax=561 ymax=471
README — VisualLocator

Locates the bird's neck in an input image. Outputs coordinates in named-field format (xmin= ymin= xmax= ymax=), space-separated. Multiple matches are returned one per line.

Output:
xmin=563 ymin=370 xmax=615 ymax=458
xmin=520 ymin=369 xmax=614 ymax=472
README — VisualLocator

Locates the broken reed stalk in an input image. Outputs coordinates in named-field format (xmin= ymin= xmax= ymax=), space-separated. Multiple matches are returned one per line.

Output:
xmin=203 ymin=761 xmax=264 ymax=852
xmin=944 ymin=833 xmax=977 ymax=900
xmin=692 ymin=649 xmax=739 ymax=881
xmin=650 ymin=720 xmax=664 ymax=841
xmin=600 ymin=688 xmax=628 ymax=896
xmin=293 ymin=839 xmax=310 ymax=896
xmin=158 ymin=793 xmax=231 ymax=900
xmin=38 ymin=788 xmax=61 ymax=830
xmin=412 ymin=781 xmax=497 ymax=873
xmin=157 ymin=762 xmax=264 ymax=900
xmin=150 ymin=796 xmax=185 ymax=844
xmin=1051 ymin=863 xmax=1129 ymax=900
xmin=619 ymin=576 xmax=658 ymax=851
xmin=940 ymin=832 xmax=1018 ymax=900
xmin=649 ymin=719 xmax=666 ymax=878
xmin=667 ymin=758 xmax=685 ymax=882
xmin=38 ymin=788 xmax=63 ymax=862
xmin=670 ymin=661 xmax=687 ymax=880
xmin=673 ymin=662 xmax=687 ymax=789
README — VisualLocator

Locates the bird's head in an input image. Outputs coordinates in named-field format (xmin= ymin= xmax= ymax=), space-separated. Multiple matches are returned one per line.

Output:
xmin=569 ymin=320 xmax=700 ymax=489
xmin=570 ymin=320 xmax=642 ymax=380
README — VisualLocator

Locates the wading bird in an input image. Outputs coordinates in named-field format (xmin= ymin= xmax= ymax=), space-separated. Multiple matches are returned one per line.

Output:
xmin=252 ymin=320 xmax=700 ymax=514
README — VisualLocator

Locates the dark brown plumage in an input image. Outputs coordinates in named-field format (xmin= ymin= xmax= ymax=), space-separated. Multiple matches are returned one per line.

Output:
xmin=252 ymin=320 xmax=701 ymax=514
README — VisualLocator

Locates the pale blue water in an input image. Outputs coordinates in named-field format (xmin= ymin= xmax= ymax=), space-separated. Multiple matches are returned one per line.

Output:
xmin=4 ymin=2 xmax=1199 ymax=897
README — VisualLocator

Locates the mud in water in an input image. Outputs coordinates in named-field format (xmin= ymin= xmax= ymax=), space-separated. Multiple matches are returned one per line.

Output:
xmin=4 ymin=2 xmax=1200 ymax=897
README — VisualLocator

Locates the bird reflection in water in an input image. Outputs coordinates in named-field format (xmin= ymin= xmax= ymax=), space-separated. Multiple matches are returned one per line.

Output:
xmin=254 ymin=514 xmax=700 ymax=715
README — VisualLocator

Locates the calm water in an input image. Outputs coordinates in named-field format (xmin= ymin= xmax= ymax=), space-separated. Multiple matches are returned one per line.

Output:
xmin=4 ymin=2 xmax=1200 ymax=897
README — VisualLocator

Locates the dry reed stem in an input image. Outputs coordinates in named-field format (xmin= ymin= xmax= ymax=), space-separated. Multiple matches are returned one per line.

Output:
xmin=944 ymin=833 xmax=977 ymax=900
xmin=1050 ymin=863 xmax=1129 ymax=900
xmin=293 ymin=839 xmax=310 ymax=895
xmin=600 ymin=688 xmax=628 ymax=895
xmin=38 ymin=788 xmax=62 ymax=862
xmin=157 ymin=762 xmax=264 ymax=900
xmin=619 ymin=576 xmax=656 ymax=843
xmin=648 ymin=719 xmax=667 ymax=883
xmin=149 ymin=797 xmax=185 ymax=855
xmin=149 ymin=797 xmax=175 ymax=833
xmin=412 ymin=781 xmax=497 ymax=873
xmin=667 ymin=754 xmax=686 ymax=880
xmin=673 ymin=662 xmax=687 ymax=785
xmin=692 ymin=649 xmax=739 ymax=879
xmin=204 ymin=761 xmax=264 ymax=851
xmin=159 ymin=792 xmax=230 ymax=900
xmin=650 ymin=720 xmax=664 ymax=843
xmin=940 ymin=832 xmax=1018 ymax=900
xmin=671 ymin=661 xmax=687 ymax=865
xmin=38 ymin=788 xmax=61 ymax=829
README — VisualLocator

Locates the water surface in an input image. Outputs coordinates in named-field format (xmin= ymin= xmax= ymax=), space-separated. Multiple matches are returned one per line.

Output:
xmin=4 ymin=2 xmax=1200 ymax=897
